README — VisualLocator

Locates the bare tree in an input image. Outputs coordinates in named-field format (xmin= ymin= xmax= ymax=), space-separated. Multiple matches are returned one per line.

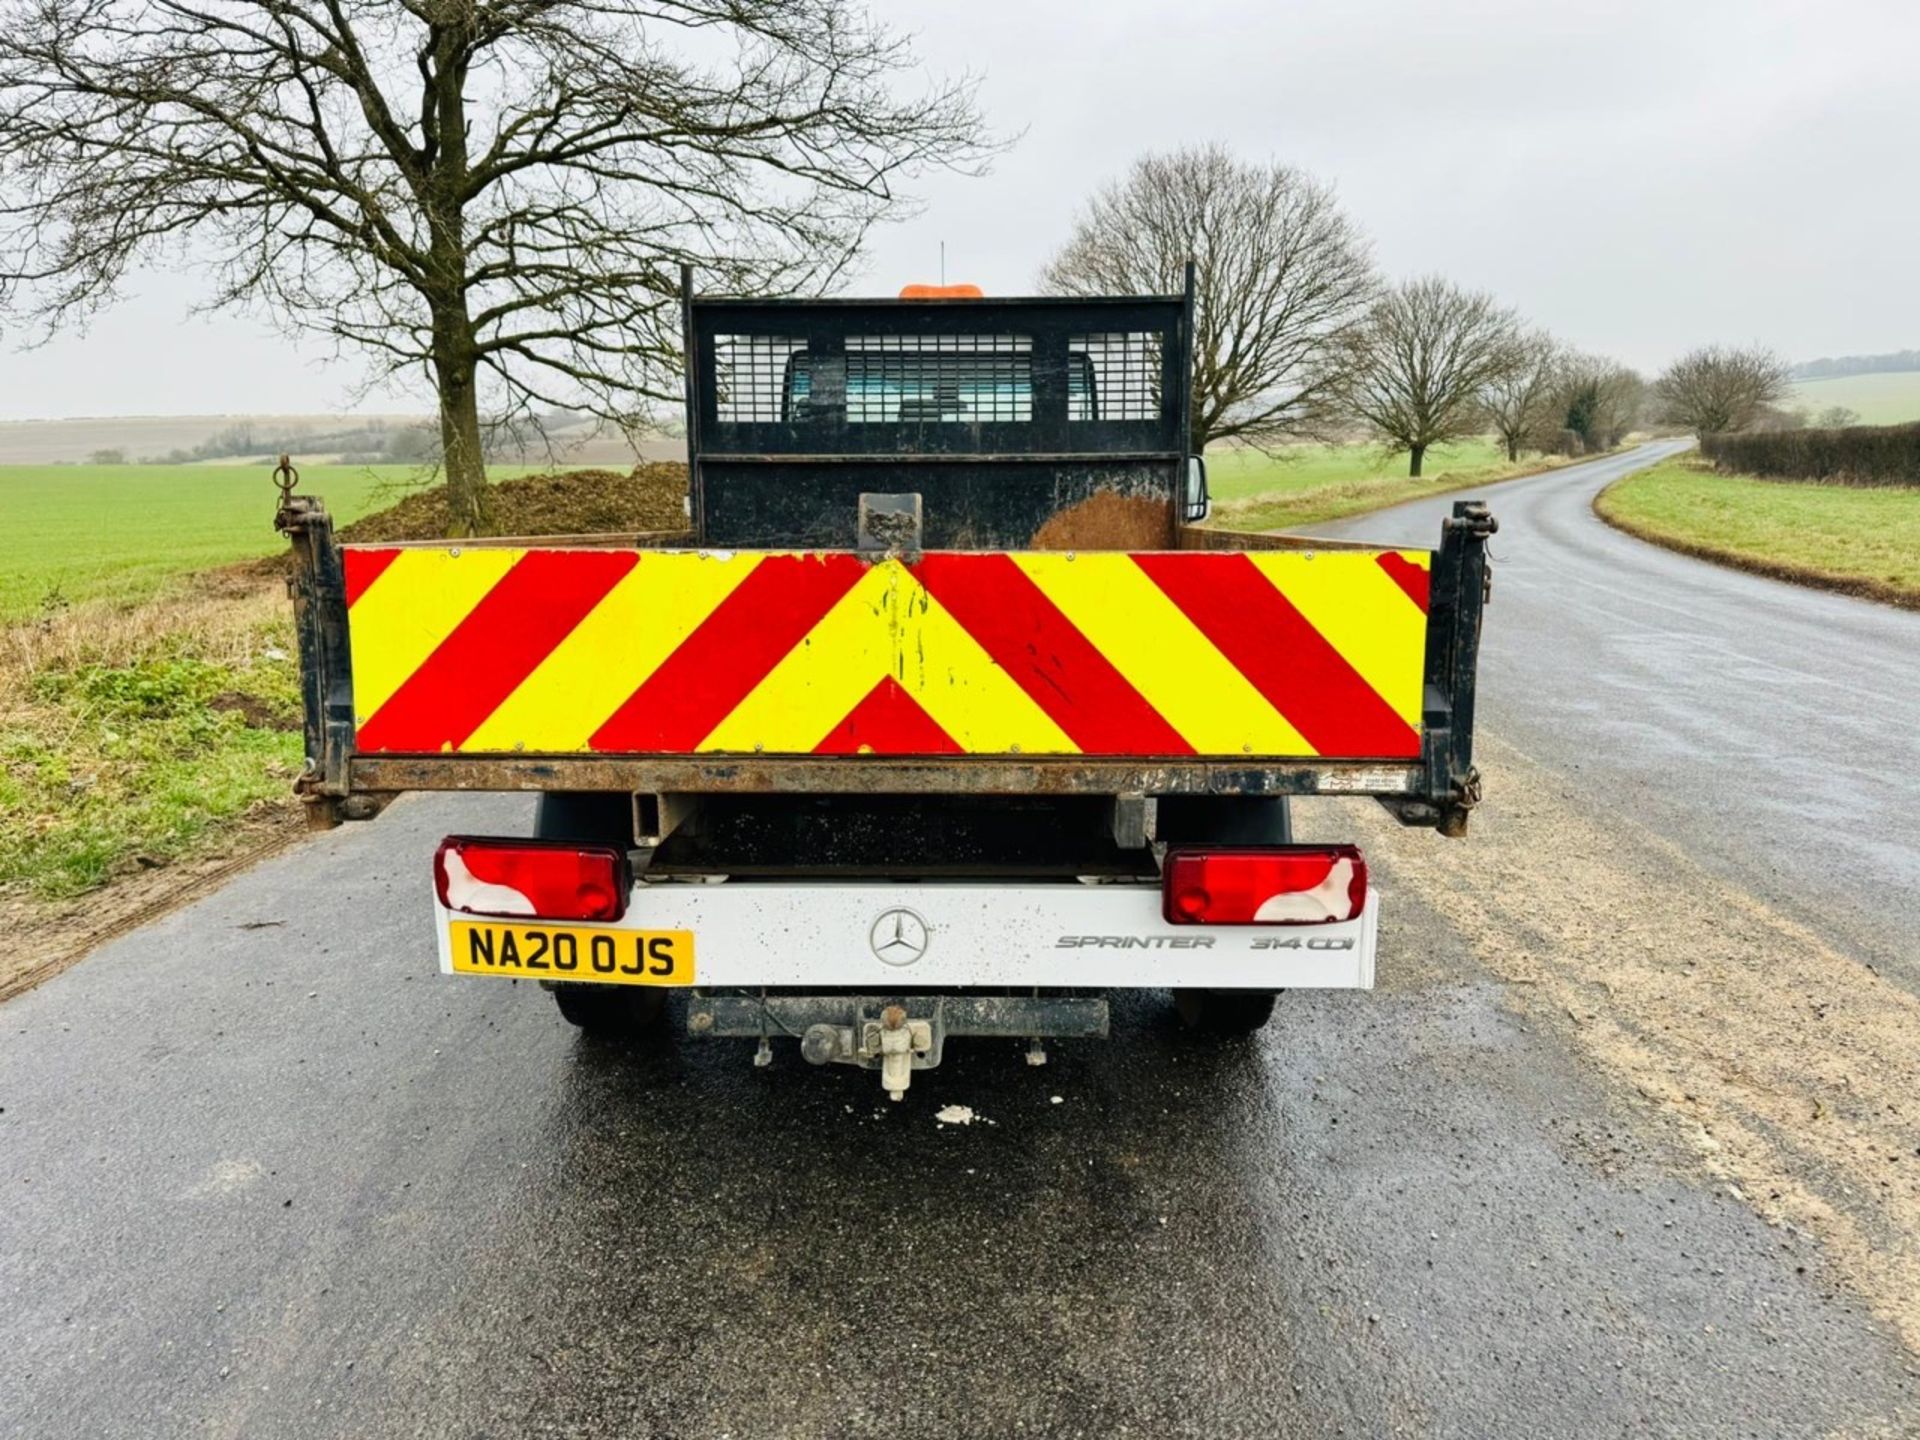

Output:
xmin=1654 ymin=344 xmax=1792 ymax=436
xmin=1339 ymin=277 xmax=1521 ymax=477
xmin=1483 ymin=329 xmax=1560 ymax=462
xmin=1040 ymin=143 xmax=1376 ymax=451
xmin=1749 ymin=403 xmax=1809 ymax=432
xmin=1815 ymin=404 xmax=1861 ymax=429
xmin=1548 ymin=353 xmax=1644 ymax=454
xmin=0 ymin=0 xmax=992 ymax=534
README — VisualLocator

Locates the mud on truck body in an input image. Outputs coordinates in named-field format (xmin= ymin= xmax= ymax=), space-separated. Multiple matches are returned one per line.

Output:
xmin=277 ymin=271 xmax=1493 ymax=1098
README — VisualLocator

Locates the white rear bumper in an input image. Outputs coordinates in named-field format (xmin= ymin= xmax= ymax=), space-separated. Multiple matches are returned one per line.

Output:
xmin=434 ymin=879 xmax=1378 ymax=990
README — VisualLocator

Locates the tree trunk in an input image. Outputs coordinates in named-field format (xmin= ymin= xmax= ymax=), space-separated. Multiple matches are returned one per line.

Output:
xmin=434 ymin=343 xmax=487 ymax=537
xmin=423 ymin=28 xmax=483 ymax=537
xmin=1408 ymin=442 xmax=1426 ymax=478
xmin=1505 ymin=436 xmax=1519 ymax=462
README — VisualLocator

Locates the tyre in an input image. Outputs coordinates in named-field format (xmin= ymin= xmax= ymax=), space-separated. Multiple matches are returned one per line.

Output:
xmin=533 ymin=792 xmax=666 ymax=1038
xmin=1161 ymin=797 xmax=1288 ymax=1037
xmin=550 ymin=982 xmax=667 ymax=1036
xmin=1173 ymin=988 xmax=1278 ymax=1036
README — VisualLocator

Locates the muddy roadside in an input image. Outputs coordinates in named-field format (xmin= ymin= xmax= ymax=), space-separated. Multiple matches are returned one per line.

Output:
xmin=1347 ymin=732 xmax=1920 ymax=1355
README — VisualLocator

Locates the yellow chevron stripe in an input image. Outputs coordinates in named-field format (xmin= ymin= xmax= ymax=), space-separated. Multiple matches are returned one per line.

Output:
xmin=899 ymin=575 xmax=1080 ymax=755
xmin=1013 ymin=553 xmax=1316 ymax=756
xmin=348 ymin=547 xmax=1430 ymax=759
xmin=349 ymin=548 xmax=521 ymax=723
xmin=463 ymin=551 xmax=764 ymax=752
xmin=699 ymin=559 xmax=1076 ymax=753
xmin=1247 ymin=551 xmax=1429 ymax=726
xmin=697 ymin=562 xmax=892 ymax=752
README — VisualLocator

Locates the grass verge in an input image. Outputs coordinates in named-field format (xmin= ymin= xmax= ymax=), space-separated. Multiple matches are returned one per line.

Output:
xmin=1594 ymin=456 xmax=1920 ymax=609
xmin=1204 ymin=437 xmax=1585 ymax=531
xmin=1 ymin=579 xmax=305 ymax=900
xmin=0 ymin=463 xmax=695 ymax=998
xmin=0 ymin=576 xmax=307 ymax=995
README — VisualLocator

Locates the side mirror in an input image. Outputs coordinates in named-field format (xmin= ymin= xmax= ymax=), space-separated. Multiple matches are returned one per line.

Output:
xmin=1183 ymin=454 xmax=1210 ymax=523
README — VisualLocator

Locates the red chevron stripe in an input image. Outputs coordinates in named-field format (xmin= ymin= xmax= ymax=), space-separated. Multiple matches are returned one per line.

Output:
xmin=1376 ymin=552 xmax=1430 ymax=613
xmin=915 ymin=553 xmax=1192 ymax=755
xmin=589 ymin=552 xmax=867 ymax=752
xmin=814 ymin=676 xmax=962 ymax=755
xmin=343 ymin=547 xmax=401 ymax=608
xmin=1133 ymin=553 xmax=1420 ymax=758
xmin=356 ymin=549 xmax=637 ymax=753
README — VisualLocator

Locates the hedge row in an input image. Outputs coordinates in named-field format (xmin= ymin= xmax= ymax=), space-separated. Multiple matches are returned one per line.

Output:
xmin=1700 ymin=422 xmax=1920 ymax=487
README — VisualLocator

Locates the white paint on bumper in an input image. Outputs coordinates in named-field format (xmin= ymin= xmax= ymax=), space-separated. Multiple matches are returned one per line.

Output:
xmin=436 ymin=881 xmax=1378 ymax=990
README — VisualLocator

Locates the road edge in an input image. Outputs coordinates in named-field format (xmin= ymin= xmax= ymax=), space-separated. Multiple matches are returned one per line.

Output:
xmin=1591 ymin=479 xmax=1920 ymax=613
xmin=1275 ymin=439 xmax=1686 ymax=538
xmin=0 ymin=823 xmax=310 ymax=1006
xmin=1225 ymin=445 xmax=1626 ymax=535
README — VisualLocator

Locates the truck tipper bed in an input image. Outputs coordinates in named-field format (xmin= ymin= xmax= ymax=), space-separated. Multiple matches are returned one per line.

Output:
xmin=278 ymin=272 xmax=1493 ymax=1097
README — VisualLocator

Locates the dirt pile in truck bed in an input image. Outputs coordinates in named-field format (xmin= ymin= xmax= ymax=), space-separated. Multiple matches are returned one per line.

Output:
xmin=340 ymin=461 xmax=690 ymax=543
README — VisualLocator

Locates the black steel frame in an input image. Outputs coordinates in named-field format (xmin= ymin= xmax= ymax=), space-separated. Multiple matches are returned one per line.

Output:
xmin=680 ymin=267 xmax=1196 ymax=543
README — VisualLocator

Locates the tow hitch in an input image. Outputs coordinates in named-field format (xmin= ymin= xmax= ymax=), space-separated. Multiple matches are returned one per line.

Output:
xmin=686 ymin=993 xmax=1109 ymax=1098
xmin=801 ymin=1002 xmax=937 ymax=1100
xmin=851 ymin=1006 xmax=935 ymax=1100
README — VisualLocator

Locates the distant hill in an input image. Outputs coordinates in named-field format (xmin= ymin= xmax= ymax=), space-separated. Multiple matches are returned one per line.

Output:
xmin=0 ymin=411 xmax=678 ymax=466
xmin=0 ymin=413 xmax=425 ymax=465
xmin=1790 ymin=372 xmax=1920 ymax=426
xmin=1792 ymin=350 xmax=1920 ymax=381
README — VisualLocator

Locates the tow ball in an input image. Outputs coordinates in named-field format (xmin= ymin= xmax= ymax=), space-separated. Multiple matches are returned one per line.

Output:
xmin=801 ymin=1004 xmax=934 ymax=1100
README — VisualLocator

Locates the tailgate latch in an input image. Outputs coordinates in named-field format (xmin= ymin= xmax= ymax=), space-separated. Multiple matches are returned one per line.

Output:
xmin=858 ymin=492 xmax=924 ymax=563
xmin=1443 ymin=500 xmax=1498 ymax=539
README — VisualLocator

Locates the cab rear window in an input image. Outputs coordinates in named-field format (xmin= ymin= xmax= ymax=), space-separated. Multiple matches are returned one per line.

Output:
xmin=781 ymin=341 xmax=1099 ymax=423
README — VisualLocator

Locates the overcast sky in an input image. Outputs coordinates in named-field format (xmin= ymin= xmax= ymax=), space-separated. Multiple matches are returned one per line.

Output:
xmin=3 ymin=0 xmax=1916 ymax=419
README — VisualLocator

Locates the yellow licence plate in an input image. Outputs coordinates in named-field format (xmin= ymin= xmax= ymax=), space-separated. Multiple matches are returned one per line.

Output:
xmin=447 ymin=920 xmax=694 ymax=986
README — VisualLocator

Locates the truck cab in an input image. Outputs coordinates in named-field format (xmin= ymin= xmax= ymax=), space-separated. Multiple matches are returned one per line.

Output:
xmin=688 ymin=285 xmax=1206 ymax=551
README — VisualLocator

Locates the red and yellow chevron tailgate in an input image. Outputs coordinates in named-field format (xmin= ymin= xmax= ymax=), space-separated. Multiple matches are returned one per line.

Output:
xmin=340 ymin=548 xmax=1433 ymax=759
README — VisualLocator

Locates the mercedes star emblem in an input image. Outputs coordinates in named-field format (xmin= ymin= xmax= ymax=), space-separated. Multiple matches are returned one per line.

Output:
xmin=869 ymin=907 xmax=930 ymax=966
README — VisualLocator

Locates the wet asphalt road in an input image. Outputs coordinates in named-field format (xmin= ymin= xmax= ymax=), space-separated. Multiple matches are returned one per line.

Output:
xmin=1315 ymin=440 xmax=1920 ymax=987
xmin=4 ymin=445 xmax=1919 ymax=1437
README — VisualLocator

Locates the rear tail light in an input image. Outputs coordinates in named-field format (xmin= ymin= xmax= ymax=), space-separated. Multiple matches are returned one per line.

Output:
xmin=433 ymin=837 xmax=629 ymax=923
xmin=1162 ymin=846 xmax=1367 ymax=925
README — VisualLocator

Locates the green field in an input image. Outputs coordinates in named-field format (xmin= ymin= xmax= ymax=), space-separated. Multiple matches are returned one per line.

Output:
xmin=1 ymin=445 xmax=1570 ymax=618
xmin=1206 ymin=437 xmax=1569 ymax=530
xmin=1596 ymin=457 xmax=1920 ymax=607
xmin=1791 ymin=371 xmax=1920 ymax=427
xmin=0 ymin=463 xmax=456 ymax=619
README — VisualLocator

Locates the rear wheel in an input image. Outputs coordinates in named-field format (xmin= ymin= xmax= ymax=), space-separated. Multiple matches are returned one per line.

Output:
xmin=1174 ymin=988 xmax=1279 ymax=1036
xmin=1162 ymin=797 xmax=1289 ymax=1037
xmin=533 ymin=792 xmax=667 ymax=1038
xmin=549 ymin=982 xmax=667 ymax=1036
